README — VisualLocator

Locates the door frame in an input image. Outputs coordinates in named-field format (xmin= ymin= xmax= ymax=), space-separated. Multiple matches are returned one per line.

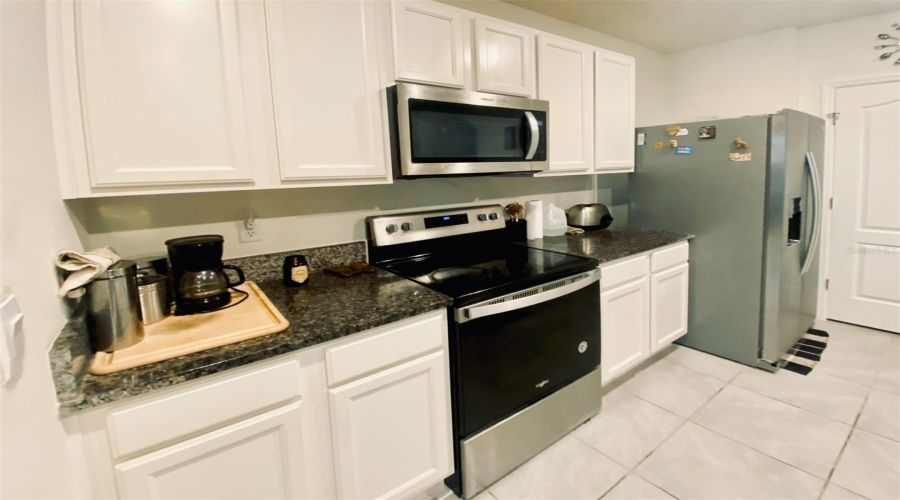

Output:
xmin=818 ymin=73 xmax=900 ymax=320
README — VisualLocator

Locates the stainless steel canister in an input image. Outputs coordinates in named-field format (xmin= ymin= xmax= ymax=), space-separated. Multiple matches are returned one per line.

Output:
xmin=137 ymin=274 xmax=169 ymax=325
xmin=86 ymin=260 xmax=145 ymax=352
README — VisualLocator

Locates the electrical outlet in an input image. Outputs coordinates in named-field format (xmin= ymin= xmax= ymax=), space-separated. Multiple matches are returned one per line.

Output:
xmin=238 ymin=212 xmax=262 ymax=243
xmin=239 ymin=228 xmax=262 ymax=243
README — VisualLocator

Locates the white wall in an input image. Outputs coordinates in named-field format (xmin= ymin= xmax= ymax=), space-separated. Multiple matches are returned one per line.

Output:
xmin=0 ymin=1 xmax=89 ymax=498
xmin=660 ymin=10 xmax=900 ymax=124
xmin=798 ymin=10 xmax=900 ymax=116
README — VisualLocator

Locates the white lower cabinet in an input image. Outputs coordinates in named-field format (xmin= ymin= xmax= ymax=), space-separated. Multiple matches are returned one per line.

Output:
xmin=600 ymin=243 xmax=690 ymax=385
xmin=115 ymin=403 xmax=307 ymax=499
xmin=329 ymin=351 xmax=453 ymax=499
xmin=600 ymin=277 xmax=650 ymax=383
xmin=74 ymin=310 xmax=451 ymax=500
xmin=650 ymin=263 xmax=689 ymax=352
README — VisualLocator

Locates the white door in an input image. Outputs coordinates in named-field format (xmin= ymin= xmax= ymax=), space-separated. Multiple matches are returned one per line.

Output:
xmin=595 ymin=49 xmax=635 ymax=172
xmin=600 ymin=277 xmax=650 ymax=384
xmin=266 ymin=0 xmax=389 ymax=181
xmin=115 ymin=403 xmax=307 ymax=499
xmin=537 ymin=35 xmax=594 ymax=173
xmin=650 ymin=263 xmax=689 ymax=352
xmin=74 ymin=0 xmax=260 ymax=186
xmin=473 ymin=18 xmax=534 ymax=97
xmin=391 ymin=1 xmax=466 ymax=88
xmin=329 ymin=351 xmax=453 ymax=500
xmin=827 ymin=81 xmax=900 ymax=333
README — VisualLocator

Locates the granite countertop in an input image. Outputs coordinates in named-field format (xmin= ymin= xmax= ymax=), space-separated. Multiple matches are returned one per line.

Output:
xmin=522 ymin=227 xmax=694 ymax=264
xmin=51 ymin=269 xmax=452 ymax=413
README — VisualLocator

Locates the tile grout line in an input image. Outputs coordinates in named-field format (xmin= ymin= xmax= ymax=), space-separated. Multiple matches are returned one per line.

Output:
xmin=817 ymin=382 xmax=879 ymax=500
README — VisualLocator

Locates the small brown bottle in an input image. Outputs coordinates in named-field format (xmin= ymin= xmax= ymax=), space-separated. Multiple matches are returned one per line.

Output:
xmin=283 ymin=255 xmax=309 ymax=287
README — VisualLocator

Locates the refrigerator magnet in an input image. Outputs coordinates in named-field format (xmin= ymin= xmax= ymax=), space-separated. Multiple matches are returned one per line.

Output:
xmin=699 ymin=126 xmax=716 ymax=139
xmin=675 ymin=127 xmax=689 ymax=137
xmin=653 ymin=141 xmax=664 ymax=149
xmin=675 ymin=146 xmax=693 ymax=155
xmin=729 ymin=152 xmax=752 ymax=162
xmin=637 ymin=133 xmax=646 ymax=145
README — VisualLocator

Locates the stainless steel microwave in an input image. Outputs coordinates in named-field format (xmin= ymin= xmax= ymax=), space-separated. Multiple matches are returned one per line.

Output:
xmin=387 ymin=83 xmax=549 ymax=177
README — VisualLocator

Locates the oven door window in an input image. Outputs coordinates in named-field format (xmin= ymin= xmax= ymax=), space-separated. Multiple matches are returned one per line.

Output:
xmin=408 ymin=99 xmax=531 ymax=163
xmin=455 ymin=282 xmax=600 ymax=438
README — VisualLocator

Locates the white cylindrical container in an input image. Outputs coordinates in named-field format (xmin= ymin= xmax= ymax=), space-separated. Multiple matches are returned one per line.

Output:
xmin=525 ymin=200 xmax=543 ymax=240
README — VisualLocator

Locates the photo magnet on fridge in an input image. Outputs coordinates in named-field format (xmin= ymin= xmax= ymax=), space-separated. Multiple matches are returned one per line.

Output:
xmin=698 ymin=126 xmax=716 ymax=139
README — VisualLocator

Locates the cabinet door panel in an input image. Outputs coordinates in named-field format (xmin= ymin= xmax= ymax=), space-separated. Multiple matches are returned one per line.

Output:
xmin=115 ymin=403 xmax=306 ymax=499
xmin=474 ymin=18 xmax=534 ymax=97
xmin=537 ymin=35 xmax=593 ymax=172
xmin=391 ymin=1 xmax=466 ymax=88
xmin=650 ymin=263 xmax=689 ymax=352
xmin=330 ymin=351 xmax=452 ymax=500
xmin=595 ymin=49 xmax=635 ymax=172
xmin=266 ymin=0 xmax=388 ymax=181
xmin=76 ymin=0 xmax=256 ymax=186
xmin=601 ymin=277 xmax=650 ymax=384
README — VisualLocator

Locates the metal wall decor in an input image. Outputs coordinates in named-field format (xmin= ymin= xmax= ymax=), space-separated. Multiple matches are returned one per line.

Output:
xmin=875 ymin=23 xmax=900 ymax=65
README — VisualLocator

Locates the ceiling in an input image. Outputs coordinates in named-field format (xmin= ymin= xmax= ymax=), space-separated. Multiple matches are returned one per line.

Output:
xmin=501 ymin=0 xmax=900 ymax=53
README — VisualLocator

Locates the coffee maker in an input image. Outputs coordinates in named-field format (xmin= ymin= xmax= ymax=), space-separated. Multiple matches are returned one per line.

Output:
xmin=166 ymin=235 xmax=245 ymax=314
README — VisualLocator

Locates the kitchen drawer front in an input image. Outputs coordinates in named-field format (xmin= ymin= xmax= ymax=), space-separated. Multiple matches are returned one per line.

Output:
xmin=106 ymin=359 xmax=302 ymax=459
xmin=600 ymin=255 xmax=648 ymax=291
xmin=651 ymin=242 xmax=689 ymax=273
xmin=325 ymin=310 xmax=446 ymax=387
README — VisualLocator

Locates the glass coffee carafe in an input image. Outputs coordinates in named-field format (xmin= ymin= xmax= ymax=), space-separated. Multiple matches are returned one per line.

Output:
xmin=166 ymin=235 xmax=245 ymax=314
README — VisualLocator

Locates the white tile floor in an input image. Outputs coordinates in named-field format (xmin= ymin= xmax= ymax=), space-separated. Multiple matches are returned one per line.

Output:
xmin=469 ymin=320 xmax=900 ymax=500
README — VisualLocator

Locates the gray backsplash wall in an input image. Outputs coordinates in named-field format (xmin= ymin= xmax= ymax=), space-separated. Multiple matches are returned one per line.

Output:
xmin=67 ymin=174 xmax=603 ymax=260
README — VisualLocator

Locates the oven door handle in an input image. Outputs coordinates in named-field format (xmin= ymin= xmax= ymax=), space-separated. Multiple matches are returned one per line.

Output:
xmin=456 ymin=270 xmax=600 ymax=324
xmin=524 ymin=111 xmax=539 ymax=160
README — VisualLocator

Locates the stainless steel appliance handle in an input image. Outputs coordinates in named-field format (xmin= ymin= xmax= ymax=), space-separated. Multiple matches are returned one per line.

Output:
xmin=801 ymin=151 xmax=822 ymax=275
xmin=524 ymin=111 xmax=539 ymax=160
xmin=456 ymin=270 xmax=599 ymax=323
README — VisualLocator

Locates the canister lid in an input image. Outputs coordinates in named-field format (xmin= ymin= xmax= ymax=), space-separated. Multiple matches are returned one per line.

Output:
xmin=137 ymin=274 xmax=167 ymax=289
xmin=96 ymin=260 xmax=137 ymax=279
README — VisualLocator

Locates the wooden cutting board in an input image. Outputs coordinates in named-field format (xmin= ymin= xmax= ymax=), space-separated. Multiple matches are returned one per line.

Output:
xmin=90 ymin=282 xmax=289 ymax=375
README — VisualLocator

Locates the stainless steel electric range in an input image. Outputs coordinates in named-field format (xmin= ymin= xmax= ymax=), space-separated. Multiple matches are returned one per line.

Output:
xmin=367 ymin=204 xmax=603 ymax=499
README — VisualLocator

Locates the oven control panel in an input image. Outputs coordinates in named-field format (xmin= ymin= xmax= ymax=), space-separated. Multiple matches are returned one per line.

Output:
xmin=367 ymin=204 xmax=506 ymax=247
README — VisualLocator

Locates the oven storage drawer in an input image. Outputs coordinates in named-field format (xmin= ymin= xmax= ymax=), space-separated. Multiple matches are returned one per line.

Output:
xmin=454 ymin=271 xmax=600 ymax=437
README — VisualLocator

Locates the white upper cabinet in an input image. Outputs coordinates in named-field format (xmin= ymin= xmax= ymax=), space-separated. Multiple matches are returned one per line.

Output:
xmin=64 ymin=0 xmax=262 ymax=189
xmin=391 ymin=1 xmax=467 ymax=88
xmin=536 ymin=35 xmax=594 ymax=173
xmin=473 ymin=18 xmax=535 ymax=97
xmin=266 ymin=0 xmax=389 ymax=181
xmin=595 ymin=49 xmax=636 ymax=172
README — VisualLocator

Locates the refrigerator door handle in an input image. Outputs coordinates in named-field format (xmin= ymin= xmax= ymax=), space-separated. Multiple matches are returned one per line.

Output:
xmin=801 ymin=151 xmax=822 ymax=275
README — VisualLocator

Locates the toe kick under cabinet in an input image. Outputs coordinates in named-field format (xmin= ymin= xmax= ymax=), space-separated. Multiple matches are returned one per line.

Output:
xmin=600 ymin=242 xmax=690 ymax=385
xmin=73 ymin=309 xmax=453 ymax=500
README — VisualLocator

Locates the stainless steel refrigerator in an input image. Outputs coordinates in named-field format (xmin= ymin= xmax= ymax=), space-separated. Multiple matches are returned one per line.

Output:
xmin=631 ymin=109 xmax=825 ymax=370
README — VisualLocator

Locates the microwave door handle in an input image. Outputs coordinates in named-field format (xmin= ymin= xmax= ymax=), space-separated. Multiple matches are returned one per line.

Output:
xmin=456 ymin=270 xmax=599 ymax=323
xmin=524 ymin=111 xmax=539 ymax=160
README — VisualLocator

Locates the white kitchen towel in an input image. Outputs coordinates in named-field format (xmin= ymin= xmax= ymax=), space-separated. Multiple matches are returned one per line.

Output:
xmin=56 ymin=247 xmax=121 ymax=297
xmin=525 ymin=200 xmax=543 ymax=240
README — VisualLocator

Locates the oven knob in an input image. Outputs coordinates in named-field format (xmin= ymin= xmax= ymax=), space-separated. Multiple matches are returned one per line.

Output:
xmin=477 ymin=214 xmax=488 ymax=221
xmin=386 ymin=224 xmax=398 ymax=234
xmin=401 ymin=222 xmax=412 ymax=231
xmin=578 ymin=341 xmax=588 ymax=353
xmin=489 ymin=213 xmax=499 ymax=220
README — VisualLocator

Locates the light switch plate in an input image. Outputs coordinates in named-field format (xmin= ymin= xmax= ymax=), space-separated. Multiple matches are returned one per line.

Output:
xmin=0 ymin=295 xmax=24 ymax=384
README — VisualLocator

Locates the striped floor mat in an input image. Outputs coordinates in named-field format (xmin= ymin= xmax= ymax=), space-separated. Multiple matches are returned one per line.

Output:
xmin=781 ymin=329 xmax=830 ymax=375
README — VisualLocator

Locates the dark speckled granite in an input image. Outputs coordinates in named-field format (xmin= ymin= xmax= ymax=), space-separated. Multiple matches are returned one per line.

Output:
xmin=51 ymin=268 xmax=450 ymax=414
xmin=522 ymin=227 xmax=693 ymax=263
xmin=225 ymin=241 xmax=366 ymax=282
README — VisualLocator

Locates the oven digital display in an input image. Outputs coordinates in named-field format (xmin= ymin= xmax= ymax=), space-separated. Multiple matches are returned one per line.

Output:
xmin=425 ymin=214 xmax=469 ymax=228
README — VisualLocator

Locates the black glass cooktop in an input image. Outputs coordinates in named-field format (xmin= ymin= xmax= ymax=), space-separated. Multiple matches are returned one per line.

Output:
xmin=380 ymin=243 xmax=598 ymax=306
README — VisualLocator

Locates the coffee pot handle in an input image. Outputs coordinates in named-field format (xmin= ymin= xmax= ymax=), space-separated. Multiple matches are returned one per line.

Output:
xmin=222 ymin=265 xmax=246 ymax=288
